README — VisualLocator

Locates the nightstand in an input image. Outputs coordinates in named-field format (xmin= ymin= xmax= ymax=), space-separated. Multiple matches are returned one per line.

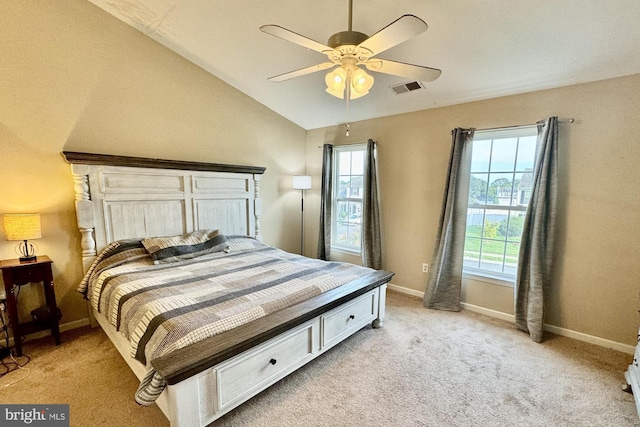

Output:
xmin=0 ymin=256 xmax=61 ymax=356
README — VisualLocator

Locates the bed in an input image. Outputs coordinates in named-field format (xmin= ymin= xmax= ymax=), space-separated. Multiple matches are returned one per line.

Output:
xmin=62 ymin=152 xmax=393 ymax=426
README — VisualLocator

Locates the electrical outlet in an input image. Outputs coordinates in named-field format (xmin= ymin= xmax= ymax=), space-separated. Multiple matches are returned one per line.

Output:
xmin=422 ymin=263 xmax=429 ymax=273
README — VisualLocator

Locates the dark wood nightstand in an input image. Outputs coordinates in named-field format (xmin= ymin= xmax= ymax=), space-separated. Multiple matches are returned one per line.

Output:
xmin=0 ymin=256 xmax=61 ymax=356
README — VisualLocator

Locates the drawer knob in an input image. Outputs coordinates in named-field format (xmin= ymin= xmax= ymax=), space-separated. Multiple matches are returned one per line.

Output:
xmin=349 ymin=315 xmax=355 ymax=320
xmin=269 ymin=358 xmax=277 ymax=365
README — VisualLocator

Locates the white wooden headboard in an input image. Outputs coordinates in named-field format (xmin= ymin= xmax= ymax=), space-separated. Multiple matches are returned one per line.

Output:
xmin=62 ymin=152 xmax=265 ymax=272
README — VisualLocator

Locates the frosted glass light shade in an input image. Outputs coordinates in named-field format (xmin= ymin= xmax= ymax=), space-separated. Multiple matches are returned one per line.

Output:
xmin=292 ymin=175 xmax=312 ymax=190
xmin=325 ymin=66 xmax=374 ymax=100
xmin=325 ymin=67 xmax=347 ymax=99
xmin=3 ymin=214 xmax=42 ymax=241
xmin=350 ymin=68 xmax=374 ymax=99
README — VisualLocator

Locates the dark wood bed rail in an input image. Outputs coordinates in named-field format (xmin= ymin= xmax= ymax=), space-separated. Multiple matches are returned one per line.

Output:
xmin=61 ymin=151 xmax=266 ymax=175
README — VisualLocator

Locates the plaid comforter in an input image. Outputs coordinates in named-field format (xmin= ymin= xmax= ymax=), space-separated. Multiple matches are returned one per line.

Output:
xmin=79 ymin=236 xmax=376 ymax=405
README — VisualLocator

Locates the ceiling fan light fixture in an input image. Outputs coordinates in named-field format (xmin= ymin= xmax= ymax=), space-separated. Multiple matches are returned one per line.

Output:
xmin=261 ymin=3 xmax=440 ymax=105
xmin=325 ymin=65 xmax=373 ymax=100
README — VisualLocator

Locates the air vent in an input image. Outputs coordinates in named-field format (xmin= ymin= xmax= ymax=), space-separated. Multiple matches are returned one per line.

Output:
xmin=390 ymin=81 xmax=425 ymax=95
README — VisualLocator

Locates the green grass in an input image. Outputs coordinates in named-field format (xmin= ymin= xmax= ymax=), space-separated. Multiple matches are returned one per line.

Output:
xmin=465 ymin=225 xmax=521 ymax=265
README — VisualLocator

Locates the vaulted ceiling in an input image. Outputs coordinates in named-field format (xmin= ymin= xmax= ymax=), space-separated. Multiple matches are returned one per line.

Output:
xmin=89 ymin=0 xmax=640 ymax=130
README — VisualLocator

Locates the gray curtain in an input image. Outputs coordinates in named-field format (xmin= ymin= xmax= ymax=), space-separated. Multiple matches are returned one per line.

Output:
xmin=515 ymin=116 xmax=559 ymax=342
xmin=317 ymin=143 xmax=333 ymax=260
xmin=362 ymin=139 xmax=382 ymax=269
xmin=423 ymin=128 xmax=474 ymax=311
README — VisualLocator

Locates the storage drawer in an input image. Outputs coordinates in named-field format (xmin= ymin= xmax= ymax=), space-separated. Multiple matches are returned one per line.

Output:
xmin=11 ymin=265 xmax=46 ymax=286
xmin=321 ymin=289 xmax=378 ymax=350
xmin=216 ymin=320 xmax=316 ymax=410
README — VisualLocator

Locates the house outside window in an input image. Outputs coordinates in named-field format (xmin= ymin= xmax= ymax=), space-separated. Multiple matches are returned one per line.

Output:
xmin=332 ymin=145 xmax=366 ymax=253
xmin=464 ymin=126 xmax=538 ymax=284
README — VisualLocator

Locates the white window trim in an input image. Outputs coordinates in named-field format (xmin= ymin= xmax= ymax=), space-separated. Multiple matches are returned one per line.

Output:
xmin=331 ymin=144 xmax=366 ymax=254
xmin=330 ymin=246 xmax=362 ymax=257
xmin=463 ymin=125 xmax=538 ymax=285
xmin=463 ymin=270 xmax=515 ymax=288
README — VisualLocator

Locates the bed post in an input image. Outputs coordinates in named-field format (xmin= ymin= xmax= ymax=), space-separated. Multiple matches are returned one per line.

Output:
xmin=372 ymin=283 xmax=387 ymax=329
xmin=70 ymin=164 xmax=97 ymax=273
xmin=254 ymin=174 xmax=262 ymax=241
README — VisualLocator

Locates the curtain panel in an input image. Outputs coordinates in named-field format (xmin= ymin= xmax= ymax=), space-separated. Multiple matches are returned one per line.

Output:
xmin=423 ymin=128 xmax=474 ymax=311
xmin=515 ymin=116 xmax=559 ymax=342
xmin=317 ymin=144 xmax=333 ymax=260
xmin=362 ymin=139 xmax=382 ymax=269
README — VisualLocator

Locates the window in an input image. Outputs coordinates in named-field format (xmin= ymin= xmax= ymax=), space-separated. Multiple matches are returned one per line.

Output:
xmin=332 ymin=145 xmax=366 ymax=253
xmin=464 ymin=126 xmax=538 ymax=283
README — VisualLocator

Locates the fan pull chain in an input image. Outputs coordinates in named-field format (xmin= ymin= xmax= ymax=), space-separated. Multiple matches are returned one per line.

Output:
xmin=344 ymin=71 xmax=351 ymax=136
xmin=344 ymin=97 xmax=350 ymax=136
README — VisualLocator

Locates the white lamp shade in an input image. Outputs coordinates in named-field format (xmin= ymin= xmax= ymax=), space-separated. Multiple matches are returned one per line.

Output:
xmin=351 ymin=68 xmax=374 ymax=98
xmin=292 ymin=175 xmax=312 ymax=190
xmin=325 ymin=67 xmax=347 ymax=99
xmin=3 ymin=214 xmax=42 ymax=241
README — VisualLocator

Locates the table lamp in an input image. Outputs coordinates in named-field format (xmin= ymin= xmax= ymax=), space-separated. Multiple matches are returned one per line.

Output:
xmin=3 ymin=213 xmax=41 ymax=262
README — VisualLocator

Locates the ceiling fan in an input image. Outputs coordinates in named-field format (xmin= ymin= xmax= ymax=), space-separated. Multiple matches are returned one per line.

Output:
xmin=260 ymin=0 xmax=441 ymax=100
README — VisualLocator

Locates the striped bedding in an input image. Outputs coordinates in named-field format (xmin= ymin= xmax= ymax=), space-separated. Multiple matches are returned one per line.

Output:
xmin=79 ymin=235 xmax=376 ymax=405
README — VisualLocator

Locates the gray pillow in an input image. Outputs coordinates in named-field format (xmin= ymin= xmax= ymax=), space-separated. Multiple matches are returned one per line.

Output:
xmin=142 ymin=229 xmax=229 ymax=264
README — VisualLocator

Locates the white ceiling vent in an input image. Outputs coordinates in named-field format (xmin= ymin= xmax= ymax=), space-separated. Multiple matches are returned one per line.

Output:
xmin=390 ymin=81 xmax=426 ymax=95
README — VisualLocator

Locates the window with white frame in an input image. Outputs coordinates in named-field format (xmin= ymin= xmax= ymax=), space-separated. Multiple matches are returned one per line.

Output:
xmin=464 ymin=126 xmax=538 ymax=283
xmin=332 ymin=145 xmax=366 ymax=253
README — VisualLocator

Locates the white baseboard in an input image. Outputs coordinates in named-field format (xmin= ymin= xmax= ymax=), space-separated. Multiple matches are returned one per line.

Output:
xmin=387 ymin=283 xmax=424 ymax=298
xmin=460 ymin=301 xmax=515 ymax=323
xmin=388 ymin=282 xmax=635 ymax=355
xmin=542 ymin=323 xmax=635 ymax=355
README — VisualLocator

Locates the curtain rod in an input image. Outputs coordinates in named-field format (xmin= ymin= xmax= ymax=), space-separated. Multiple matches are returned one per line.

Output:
xmin=474 ymin=118 xmax=575 ymax=132
xmin=317 ymin=142 xmax=368 ymax=149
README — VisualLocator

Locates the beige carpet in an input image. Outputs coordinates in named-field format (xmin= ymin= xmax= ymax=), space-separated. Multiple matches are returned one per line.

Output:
xmin=1 ymin=291 xmax=638 ymax=426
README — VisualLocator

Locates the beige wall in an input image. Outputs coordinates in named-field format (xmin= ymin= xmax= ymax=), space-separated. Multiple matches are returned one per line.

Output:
xmin=305 ymin=74 xmax=640 ymax=346
xmin=0 ymin=1 xmax=306 ymax=326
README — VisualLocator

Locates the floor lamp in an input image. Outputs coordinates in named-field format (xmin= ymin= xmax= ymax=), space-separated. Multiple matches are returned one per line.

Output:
xmin=292 ymin=175 xmax=312 ymax=255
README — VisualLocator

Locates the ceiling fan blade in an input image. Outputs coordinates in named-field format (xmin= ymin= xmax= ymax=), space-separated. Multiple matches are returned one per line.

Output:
xmin=260 ymin=25 xmax=336 ymax=55
xmin=365 ymin=59 xmax=441 ymax=82
xmin=357 ymin=15 xmax=428 ymax=57
xmin=267 ymin=62 xmax=336 ymax=82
